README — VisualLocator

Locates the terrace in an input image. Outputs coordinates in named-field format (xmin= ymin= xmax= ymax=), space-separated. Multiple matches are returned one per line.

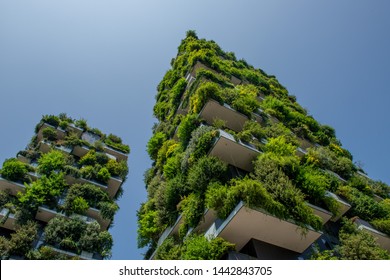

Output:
xmin=209 ymin=129 xmax=260 ymax=172
xmin=205 ymin=201 xmax=322 ymax=253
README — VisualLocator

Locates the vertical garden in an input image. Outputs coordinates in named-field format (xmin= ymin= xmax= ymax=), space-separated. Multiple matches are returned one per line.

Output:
xmin=0 ymin=114 xmax=129 ymax=259
xmin=138 ymin=31 xmax=390 ymax=260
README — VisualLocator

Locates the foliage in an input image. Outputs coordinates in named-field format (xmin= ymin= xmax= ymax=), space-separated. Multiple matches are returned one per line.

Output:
xmin=304 ymin=146 xmax=354 ymax=180
xmin=178 ymin=193 xmax=204 ymax=230
xmin=44 ymin=216 xmax=112 ymax=257
xmin=147 ymin=132 xmax=167 ymax=160
xmin=0 ymin=158 xmax=29 ymax=182
xmin=42 ymin=115 xmax=60 ymax=127
xmin=154 ymin=237 xmax=181 ymax=260
xmin=96 ymin=167 xmax=111 ymax=183
xmin=137 ymin=200 xmax=161 ymax=248
xmin=224 ymin=85 xmax=260 ymax=117
xmin=104 ymin=138 xmax=130 ymax=154
xmin=75 ymin=119 xmax=88 ymax=130
xmin=371 ymin=218 xmax=390 ymax=235
xmin=106 ymin=159 xmax=128 ymax=179
xmin=181 ymin=126 xmax=217 ymax=170
xmin=337 ymin=219 xmax=390 ymax=259
xmin=337 ymin=186 xmax=389 ymax=221
xmin=37 ymin=150 xmax=67 ymax=175
xmin=253 ymin=155 xmax=322 ymax=231
xmin=181 ymin=235 xmax=235 ymax=260
xmin=177 ymin=114 xmax=199 ymax=148
xmin=19 ymin=172 xmax=67 ymax=210
xmin=79 ymin=150 xmax=97 ymax=166
xmin=187 ymin=156 xmax=227 ymax=193
xmin=190 ymin=82 xmax=223 ymax=114
xmin=42 ymin=127 xmax=57 ymax=141
xmin=7 ymin=221 xmax=38 ymax=257
xmin=63 ymin=183 xmax=115 ymax=218
xmin=206 ymin=178 xmax=285 ymax=220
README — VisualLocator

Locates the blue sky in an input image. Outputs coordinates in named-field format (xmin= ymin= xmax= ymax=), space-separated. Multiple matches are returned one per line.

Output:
xmin=0 ymin=1 xmax=389 ymax=259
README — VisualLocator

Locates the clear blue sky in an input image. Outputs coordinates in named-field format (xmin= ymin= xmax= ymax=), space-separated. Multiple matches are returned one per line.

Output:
xmin=0 ymin=1 xmax=389 ymax=259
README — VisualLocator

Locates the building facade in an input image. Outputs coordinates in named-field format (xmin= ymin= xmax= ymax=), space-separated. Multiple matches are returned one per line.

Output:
xmin=138 ymin=31 xmax=390 ymax=260
xmin=0 ymin=114 xmax=129 ymax=259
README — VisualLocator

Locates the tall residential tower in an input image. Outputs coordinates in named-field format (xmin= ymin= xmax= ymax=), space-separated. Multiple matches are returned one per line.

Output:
xmin=0 ymin=114 xmax=129 ymax=259
xmin=139 ymin=31 xmax=390 ymax=260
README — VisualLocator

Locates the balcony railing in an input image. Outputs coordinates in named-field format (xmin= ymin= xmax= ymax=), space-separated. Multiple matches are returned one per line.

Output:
xmin=209 ymin=129 xmax=261 ymax=172
xmin=325 ymin=191 xmax=351 ymax=221
xmin=354 ymin=218 xmax=390 ymax=252
xmin=0 ymin=176 xmax=26 ymax=196
xmin=199 ymin=99 xmax=249 ymax=132
xmin=35 ymin=206 xmax=100 ymax=227
xmin=306 ymin=203 xmax=332 ymax=225
xmin=0 ymin=208 xmax=17 ymax=231
xmin=38 ymin=140 xmax=72 ymax=155
xmin=205 ymin=201 xmax=322 ymax=253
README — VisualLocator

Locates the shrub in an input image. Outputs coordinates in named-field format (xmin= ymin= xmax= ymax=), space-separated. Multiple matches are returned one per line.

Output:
xmin=37 ymin=150 xmax=67 ymax=175
xmin=137 ymin=201 xmax=161 ymax=248
xmin=106 ymin=159 xmax=128 ymax=179
xmin=177 ymin=114 xmax=199 ymax=148
xmin=42 ymin=115 xmax=60 ymax=127
xmin=79 ymin=150 xmax=97 ymax=166
xmin=1 ymin=158 xmax=28 ymax=182
xmin=75 ymin=119 xmax=88 ymax=130
xmin=337 ymin=186 xmax=388 ymax=220
xmin=178 ymin=193 xmax=204 ymax=230
xmin=190 ymin=82 xmax=222 ymax=114
xmin=182 ymin=235 xmax=234 ymax=260
xmin=181 ymin=126 xmax=217 ymax=170
xmin=371 ymin=219 xmax=390 ymax=235
xmin=187 ymin=156 xmax=227 ymax=193
xmin=98 ymin=201 xmax=119 ymax=220
xmin=8 ymin=221 xmax=38 ymax=257
xmin=147 ymin=132 xmax=167 ymax=160
xmin=107 ymin=134 xmax=122 ymax=144
xmin=70 ymin=197 xmax=89 ymax=214
xmin=96 ymin=167 xmax=111 ymax=183
xmin=59 ymin=120 xmax=69 ymax=130
xmin=42 ymin=127 xmax=57 ymax=141
xmin=19 ymin=172 xmax=67 ymax=210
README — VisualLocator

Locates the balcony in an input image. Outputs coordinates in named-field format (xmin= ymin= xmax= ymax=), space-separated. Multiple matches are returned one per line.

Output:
xmin=0 ymin=208 xmax=17 ymax=231
xmin=36 ymin=123 xmax=66 ymax=142
xmin=325 ymin=191 xmax=351 ymax=221
xmin=199 ymin=99 xmax=248 ymax=132
xmin=71 ymin=145 xmax=90 ymax=158
xmin=42 ymin=246 xmax=100 ymax=260
xmin=205 ymin=201 xmax=322 ymax=253
xmin=103 ymin=145 xmax=128 ymax=161
xmin=35 ymin=206 xmax=98 ymax=227
xmin=209 ymin=129 xmax=260 ymax=172
xmin=35 ymin=206 xmax=67 ymax=223
xmin=193 ymin=209 xmax=218 ymax=234
xmin=86 ymin=208 xmax=111 ymax=230
xmin=38 ymin=141 xmax=72 ymax=155
xmin=0 ymin=176 xmax=26 ymax=196
xmin=67 ymin=123 xmax=83 ymax=137
xmin=296 ymin=147 xmax=307 ymax=157
xmin=307 ymin=203 xmax=332 ymax=225
xmin=354 ymin=218 xmax=390 ymax=252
